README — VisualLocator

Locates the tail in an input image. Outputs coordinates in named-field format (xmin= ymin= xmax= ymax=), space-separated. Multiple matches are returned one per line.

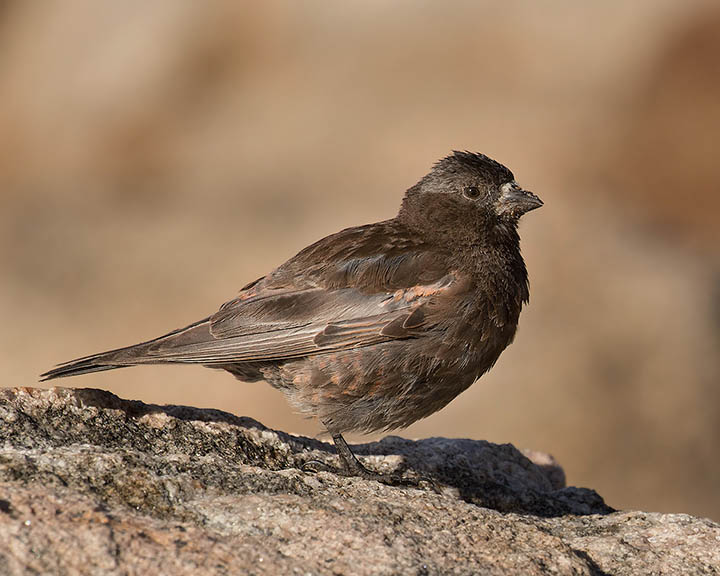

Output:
xmin=40 ymin=318 xmax=212 ymax=382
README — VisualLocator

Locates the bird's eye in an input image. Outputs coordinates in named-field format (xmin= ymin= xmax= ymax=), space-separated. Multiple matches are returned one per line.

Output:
xmin=463 ymin=186 xmax=481 ymax=200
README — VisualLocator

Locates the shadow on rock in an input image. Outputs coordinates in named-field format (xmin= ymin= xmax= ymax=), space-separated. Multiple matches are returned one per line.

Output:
xmin=3 ymin=387 xmax=611 ymax=518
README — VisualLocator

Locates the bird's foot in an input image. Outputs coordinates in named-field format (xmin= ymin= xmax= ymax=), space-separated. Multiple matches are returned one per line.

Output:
xmin=300 ymin=431 xmax=441 ymax=491
xmin=301 ymin=456 xmax=440 ymax=492
xmin=300 ymin=459 xmax=333 ymax=474
xmin=338 ymin=459 xmax=440 ymax=492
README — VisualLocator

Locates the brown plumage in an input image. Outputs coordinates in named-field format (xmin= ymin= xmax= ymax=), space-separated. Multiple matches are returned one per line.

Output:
xmin=41 ymin=151 xmax=542 ymax=481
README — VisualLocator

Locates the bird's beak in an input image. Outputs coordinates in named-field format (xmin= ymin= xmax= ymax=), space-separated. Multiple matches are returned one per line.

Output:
xmin=497 ymin=182 xmax=543 ymax=217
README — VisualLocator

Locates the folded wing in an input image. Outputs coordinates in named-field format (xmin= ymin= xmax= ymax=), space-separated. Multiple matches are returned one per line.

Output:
xmin=41 ymin=227 xmax=456 ymax=379
xmin=142 ymin=285 xmax=436 ymax=364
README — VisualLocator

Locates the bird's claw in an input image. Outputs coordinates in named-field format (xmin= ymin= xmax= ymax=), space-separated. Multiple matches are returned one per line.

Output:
xmin=300 ymin=457 xmax=441 ymax=492
xmin=301 ymin=459 xmax=332 ymax=474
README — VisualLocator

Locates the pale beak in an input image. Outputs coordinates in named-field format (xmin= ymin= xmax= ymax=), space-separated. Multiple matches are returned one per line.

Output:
xmin=497 ymin=182 xmax=543 ymax=217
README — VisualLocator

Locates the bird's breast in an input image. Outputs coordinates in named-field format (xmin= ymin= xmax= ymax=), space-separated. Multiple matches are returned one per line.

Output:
xmin=430 ymin=282 xmax=523 ymax=379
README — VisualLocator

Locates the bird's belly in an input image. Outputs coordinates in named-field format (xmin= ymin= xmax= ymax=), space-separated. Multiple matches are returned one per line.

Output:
xmin=265 ymin=318 xmax=517 ymax=433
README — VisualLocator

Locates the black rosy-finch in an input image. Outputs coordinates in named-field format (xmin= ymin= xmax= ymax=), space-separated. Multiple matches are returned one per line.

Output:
xmin=42 ymin=151 xmax=543 ymax=481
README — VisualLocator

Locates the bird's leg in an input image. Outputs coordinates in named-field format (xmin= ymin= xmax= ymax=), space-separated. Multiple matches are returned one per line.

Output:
xmin=300 ymin=426 xmax=440 ymax=490
xmin=331 ymin=432 xmax=390 ymax=480
xmin=329 ymin=433 xmax=441 ymax=492
xmin=301 ymin=428 xmax=400 ymax=482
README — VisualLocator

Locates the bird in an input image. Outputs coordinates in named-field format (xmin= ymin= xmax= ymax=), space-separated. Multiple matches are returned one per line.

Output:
xmin=41 ymin=151 xmax=542 ymax=483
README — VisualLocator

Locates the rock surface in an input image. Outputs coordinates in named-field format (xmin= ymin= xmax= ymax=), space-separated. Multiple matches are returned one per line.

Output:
xmin=0 ymin=387 xmax=717 ymax=575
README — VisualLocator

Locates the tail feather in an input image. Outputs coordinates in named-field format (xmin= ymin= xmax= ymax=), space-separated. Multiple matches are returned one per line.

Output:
xmin=40 ymin=317 xmax=212 ymax=382
xmin=40 ymin=362 xmax=125 ymax=381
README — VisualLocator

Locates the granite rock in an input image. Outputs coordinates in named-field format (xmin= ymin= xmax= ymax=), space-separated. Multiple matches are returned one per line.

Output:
xmin=0 ymin=387 xmax=717 ymax=575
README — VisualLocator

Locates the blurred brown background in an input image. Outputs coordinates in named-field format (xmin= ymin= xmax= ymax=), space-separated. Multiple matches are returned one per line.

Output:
xmin=1 ymin=1 xmax=718 ymax=520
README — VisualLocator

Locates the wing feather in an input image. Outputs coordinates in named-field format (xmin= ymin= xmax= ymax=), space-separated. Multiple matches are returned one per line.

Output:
xmin=145 ymin=309 xmax=411 ymax=363
xmin=42 ymin=224 xmax=460 ymax=380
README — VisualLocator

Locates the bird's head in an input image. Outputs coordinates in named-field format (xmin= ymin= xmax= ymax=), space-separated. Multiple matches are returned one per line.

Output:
xmin=399 ymin=151 xmax=542 ymax=246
